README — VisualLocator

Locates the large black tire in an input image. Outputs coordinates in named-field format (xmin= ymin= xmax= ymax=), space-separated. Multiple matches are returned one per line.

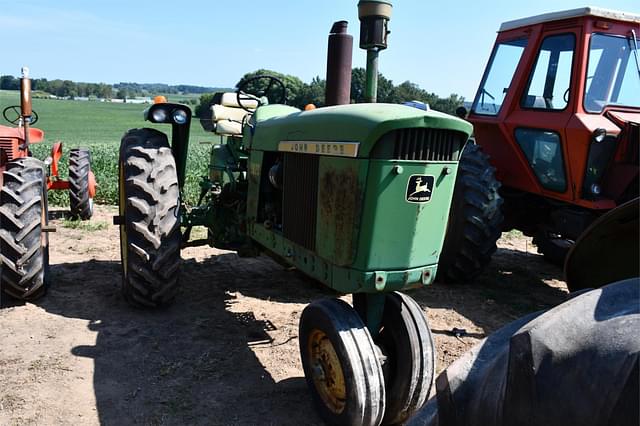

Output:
xmin=299 ymin=298 xmax=386 ymax=426
xmin=438 ymin=143 xmax=503 ymax=283
xmin=68 ymin=148 xmax=94 ymax=220
xmin=119 ymin=128 xmax=181 ymax=308
xmin=0 ymin=157 xmax=50 ymax=300
xmin=378 ymin=292 xmax=435 ymax=425
xmin=410 ymin=278 xmax=640 ymax=426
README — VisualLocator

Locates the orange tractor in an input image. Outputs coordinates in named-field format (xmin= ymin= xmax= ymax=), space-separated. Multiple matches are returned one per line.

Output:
xmin=441 ymin=7 xmax=639 ymax=283
xmin=0 ymin=67 xmax=96 ymax=300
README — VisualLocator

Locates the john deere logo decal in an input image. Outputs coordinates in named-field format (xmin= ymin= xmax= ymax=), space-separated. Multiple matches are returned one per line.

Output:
xmin=406 ymin=175 xmax=434 ymax=203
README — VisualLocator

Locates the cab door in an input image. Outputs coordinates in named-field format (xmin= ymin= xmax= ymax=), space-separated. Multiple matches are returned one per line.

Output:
xmin=503 ymin=29 xmax=581 ymax=202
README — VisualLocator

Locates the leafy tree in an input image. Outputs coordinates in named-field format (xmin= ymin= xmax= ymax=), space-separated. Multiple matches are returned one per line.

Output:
xmin=236 ymin=69 xmax=305 ymax=108
xmin=297 ymin=76 xmax=326 ymax=107
xmin=350 ymin=67 xmax=396 ymax=103
xmin=0 ymin=75 xmax=19 ymax=90
xmin=116 ymin=88 xmax=129 ymax=100
xmin=194 ymin=93 xmax=216 ymax=118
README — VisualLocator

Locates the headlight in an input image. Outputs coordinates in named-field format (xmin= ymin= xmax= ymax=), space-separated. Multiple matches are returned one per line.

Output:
xmin=592 ymin=128 xmax=606 ymax=143
xmin=172 ymin=109 xmax=188 ymax=124
xmin=591 ymin=183 xmax=601 ymax=195
xmin=151 ymin=108 xmax=167 ymax=122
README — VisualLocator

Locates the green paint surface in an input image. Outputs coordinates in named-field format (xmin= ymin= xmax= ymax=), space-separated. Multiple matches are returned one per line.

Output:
xmin=250 ymin=103 xmax=472 ymax=155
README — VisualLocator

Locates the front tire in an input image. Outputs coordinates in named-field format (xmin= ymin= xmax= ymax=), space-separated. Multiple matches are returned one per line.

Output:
xmin=0 ymin=158 xmax=50 ymax=300
xmin=438 ymin=143 xmax=503 ymax=283
xmin=68 ymin=148 xmax=95 ymax=220
xmin=378 ymin=292 xmax=435 ymax=425
xmin=300 ymin=298 xmax=386 ymax=426
xmin=119 ymin=128 xmax=181 ymax=308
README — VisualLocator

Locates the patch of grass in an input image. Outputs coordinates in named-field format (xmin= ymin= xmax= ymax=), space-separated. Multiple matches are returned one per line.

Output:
xmin=502 ymin=229 xmax=525 ymax=240
xmin=1 ymin=90 xmax=213 ymax=206
xmin=61 ymin=219 xmax=108 ymax=231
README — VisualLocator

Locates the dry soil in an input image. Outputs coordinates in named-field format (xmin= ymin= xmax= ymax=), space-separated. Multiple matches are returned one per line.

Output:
xmin=0 ymin=206 xmax=569 ymax=425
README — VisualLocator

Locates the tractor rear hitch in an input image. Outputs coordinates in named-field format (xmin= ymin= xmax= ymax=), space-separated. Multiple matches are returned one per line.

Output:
xmin=42 ymin=225 xmax=56 ymax=232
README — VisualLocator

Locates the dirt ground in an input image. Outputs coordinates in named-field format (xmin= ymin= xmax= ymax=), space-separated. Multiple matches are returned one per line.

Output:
xmin=0 ymin=206 xmax=569 ymax=425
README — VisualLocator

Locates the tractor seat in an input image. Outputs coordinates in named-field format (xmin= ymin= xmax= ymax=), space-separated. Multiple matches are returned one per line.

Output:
xmin=210 ymin=93 xmax=257 ymax=136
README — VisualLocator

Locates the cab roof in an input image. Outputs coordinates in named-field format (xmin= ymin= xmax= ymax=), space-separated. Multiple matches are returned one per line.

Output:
xmin=499 ymin=6 xmax=640 ymax=32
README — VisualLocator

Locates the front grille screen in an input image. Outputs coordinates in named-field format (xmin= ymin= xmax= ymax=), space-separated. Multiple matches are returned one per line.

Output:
xmin=371 ymin=128 xmax=466 ymax=161
xmin=282 ymin=153 xmax=319 ymax=250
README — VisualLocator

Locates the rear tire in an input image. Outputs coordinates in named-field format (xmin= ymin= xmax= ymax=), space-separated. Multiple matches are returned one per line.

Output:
xmin=119 ymin=128 xmax=181 ymax=308
xmin=424 ymin=279 xmax=639 ymax=426
xmin=68 ymin=148 xmax=94 ymax=220
xmin=438 ymin=143 xmax=503 ymax=283
xmin=300 ymin=298 xmax=386 ymax=426
xmin=0 ymin=158 xmax=50 ymax=300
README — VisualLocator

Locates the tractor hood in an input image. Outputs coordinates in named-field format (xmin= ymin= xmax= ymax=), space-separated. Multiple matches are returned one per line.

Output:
xmin=249 ymin=103 xmax=473 ymax=157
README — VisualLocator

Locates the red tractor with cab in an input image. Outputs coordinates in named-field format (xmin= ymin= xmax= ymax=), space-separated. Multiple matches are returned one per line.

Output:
xmin=0 ymin=67 xmax=96 ymax=301
xmin=440 ymin=7 xmax=639 ymax=284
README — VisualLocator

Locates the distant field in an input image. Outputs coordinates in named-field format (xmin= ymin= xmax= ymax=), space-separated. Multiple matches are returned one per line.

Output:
xmin=0 ymin=90 xmax=215 ymax=205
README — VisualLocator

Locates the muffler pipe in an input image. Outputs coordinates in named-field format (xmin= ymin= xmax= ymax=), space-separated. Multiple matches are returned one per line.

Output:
xmin=325 ymin=21 xmax=353 ymax=106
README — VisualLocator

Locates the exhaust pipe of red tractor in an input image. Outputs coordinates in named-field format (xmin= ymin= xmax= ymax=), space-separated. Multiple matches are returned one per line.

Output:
xmin=20 ymin=66 xmax=32 ymax=148
xmin=358 ymin=1 xmax=392 ymax=103
xmin=325 ymin=21 xmax=353 ymax=106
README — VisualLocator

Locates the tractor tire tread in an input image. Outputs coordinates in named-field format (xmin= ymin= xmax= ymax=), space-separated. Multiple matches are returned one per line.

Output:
xmin=438 ymin=143 xmax=503 ymax=284
xmin=119 ymin=128 xmax=181 ymax=308
xmin=68 ymin=148 xmax=94 ymax=220
xmin=0 ymin=158 xmax=49 ymax=301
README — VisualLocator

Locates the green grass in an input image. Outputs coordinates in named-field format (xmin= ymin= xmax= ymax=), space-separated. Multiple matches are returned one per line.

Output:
xmin=61 ymin=219 xmax=109 ymax=231
xmin=0 ymin=90 xmax=214 ymax=205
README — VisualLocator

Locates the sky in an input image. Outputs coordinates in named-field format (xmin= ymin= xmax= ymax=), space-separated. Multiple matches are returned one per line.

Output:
xmin=0 ymin=0 xmax=638 ymax=99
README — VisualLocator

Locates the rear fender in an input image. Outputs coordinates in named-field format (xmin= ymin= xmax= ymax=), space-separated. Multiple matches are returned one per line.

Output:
xmin=28 ymin=127 xmax=45 ymax=143
xmin=565 ymin=198 xmax=639 ymax=290
xmin=50 ymin=142 xmax=63 ymax=178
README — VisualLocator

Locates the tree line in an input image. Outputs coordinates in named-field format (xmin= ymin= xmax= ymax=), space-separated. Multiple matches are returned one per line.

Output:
xmin=0 ymin=75 xmax=114 ymax=99
xmin=1 ymin=69 xmax=464 ymax=114
xmin=196 ymin=68 xmax=464 ymax=117
xmin=0 ymin=75 xmax=221 ymax=100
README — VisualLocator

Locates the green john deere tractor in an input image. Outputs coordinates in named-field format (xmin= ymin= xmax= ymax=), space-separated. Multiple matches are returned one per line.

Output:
xmin=116 ymin=2 xmax=471 ymax=424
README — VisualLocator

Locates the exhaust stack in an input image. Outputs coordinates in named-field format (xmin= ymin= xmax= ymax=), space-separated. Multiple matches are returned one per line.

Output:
xmin=325 ymin=21 xmax=353 ymax=106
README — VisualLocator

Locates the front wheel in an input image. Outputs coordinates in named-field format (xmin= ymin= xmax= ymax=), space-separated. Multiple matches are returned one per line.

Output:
xmin=68 ymin=148 xmax=96 ymax=220
xmin=0 ymin=158 xmax=50 ymax=300
xmin=377 ymin=292 xmax=435 ymax=424
xmin=119 ymin=128 xmax=181 ymax=308
xmin=300 ymin=298 xmax=386 ymax=426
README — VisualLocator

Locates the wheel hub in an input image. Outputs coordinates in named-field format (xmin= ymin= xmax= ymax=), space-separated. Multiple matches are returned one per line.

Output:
xmin=308 ymin=329 xmax=346 ymax=414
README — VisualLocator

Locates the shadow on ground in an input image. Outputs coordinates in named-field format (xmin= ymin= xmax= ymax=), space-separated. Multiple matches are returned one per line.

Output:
xmin=412 ymin=246 xmax=568 ymax=335
xmin=0 ymin=240 xmax=568 ymax=425
xmin=34 ymin=254 xmax=329 ymax=425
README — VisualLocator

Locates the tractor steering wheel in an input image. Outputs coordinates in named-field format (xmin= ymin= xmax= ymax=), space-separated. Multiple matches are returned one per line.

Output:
xmin=2 ymin=105 xmax=39 ymax=126
xmin=236 ymin=75 xmax=286 ymax=113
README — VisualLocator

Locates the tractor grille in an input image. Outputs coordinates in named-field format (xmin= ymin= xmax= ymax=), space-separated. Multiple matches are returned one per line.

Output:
xmin=282 ymin=153 xmax=318 ymax=251
xmin=371 ymin=128 xmax=466 ymax=161
xmin=392 ymin=128 xmax=466 ymax=161
xmin=0 ymin=138 xmax=16 ymax=161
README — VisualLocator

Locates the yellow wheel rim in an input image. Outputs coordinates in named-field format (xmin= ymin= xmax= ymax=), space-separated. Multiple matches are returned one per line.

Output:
xmin=308 ymin=329 xmax=347 ymax=414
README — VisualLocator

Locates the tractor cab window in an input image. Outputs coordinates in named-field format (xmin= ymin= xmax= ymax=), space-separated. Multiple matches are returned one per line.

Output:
xmin=515 ymin=128 xmax=567 ymax=192
xmin=584 ymin=33 xmax=640 ymax=113
xmin=522 ymin=34 xmax=575 ymax=111
xmin=472 ymin=38 xmax=528 ymax=116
